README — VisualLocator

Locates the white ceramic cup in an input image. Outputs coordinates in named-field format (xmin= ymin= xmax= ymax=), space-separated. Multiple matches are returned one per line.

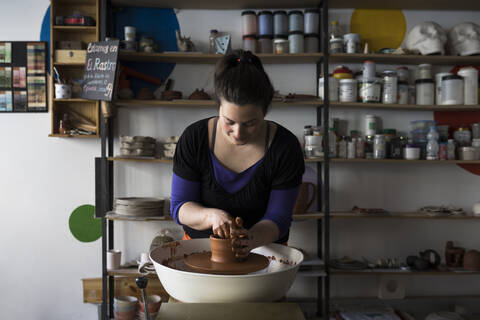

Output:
xmin=124 ymin=26 xmax=136 ymax=41
xmin=107 ymin=249 xmax=121 ymax=270
xmin=54 ymin=84 xmax=72 ymax=99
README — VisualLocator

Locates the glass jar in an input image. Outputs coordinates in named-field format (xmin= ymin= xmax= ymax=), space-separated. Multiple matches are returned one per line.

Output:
xmin=382 ymin=71 xmax=398 ymax=104
xmin=396 ymin=66 xmax=409 ymax=82
xmin=447 ymin=139 xmax=456 ymax=160
xmin=356 ymin=136 xmax=365 ymax=158
xmin=374 ymin=134 xmax=386 ymax=159
xmin=347 ymin=138 xmax=356 ymax=159
xmin=338 ymin=136 xmax=348 ymax=158
xmin=453 ymin=126 xmax=472 ymax=147
xmin=382 ymin=129 xmax=397 ymax=158
xmin=418 ymin=63 xmax=433 ymax=80
xmin=273 ymin=11 xmax=288 ymax=36
xmin=472 ymin=123 xmax=480 ymax=139
xmin=365 ymin=114 xmax=377 ymax=136
xmin=273 ymin=36 xmax=289 ymax=54
xmin=365 ymin=135 xmax=374 ymax=158
xmin=397 ymin=81 xmax=408 ymax=104
xmin=329 ymin=37 xmax=343 ymax=53
xmin=390 ymin=136 xmax=407 ymax=159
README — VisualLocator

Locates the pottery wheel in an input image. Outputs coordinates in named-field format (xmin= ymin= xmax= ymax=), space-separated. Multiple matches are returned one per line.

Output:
xmin=184 ymin=252 xmax=270 ymax=275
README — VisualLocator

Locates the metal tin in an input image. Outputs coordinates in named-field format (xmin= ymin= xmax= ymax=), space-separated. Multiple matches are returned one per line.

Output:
xmin=304 ymin=34 xmax=319 ymax=53
xmin=441 ymin=75 xmax=464 ymax=105
xmin=288 ymin=10 xmax=304 ymax=32
xmin=304 ymin=9 xmax=320 ymax=34
xmin=374 ymin=134 xmax=386 ymax=159
xmin=273 ymin=11 xmax=288 ymax=36
xmin=415 ymin=79 xmax=434 ymax=105
xmin=339 ymin=79 xmax=357 ymax=102
xmin=382 ymin=71 xmax=398 ymax=104
xmin=288 ymin=31 xmax=304 ymax=53
xmin=258 ymin=11 xmax=273 ymax=36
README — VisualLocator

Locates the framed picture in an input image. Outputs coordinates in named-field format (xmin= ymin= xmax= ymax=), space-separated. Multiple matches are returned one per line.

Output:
xmin=0 ymin=41 xmax=47 ymax=113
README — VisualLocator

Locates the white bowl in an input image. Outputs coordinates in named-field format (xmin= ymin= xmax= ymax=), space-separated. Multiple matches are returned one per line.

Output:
xmin=150 ymin=239 xmax=303 ymax=303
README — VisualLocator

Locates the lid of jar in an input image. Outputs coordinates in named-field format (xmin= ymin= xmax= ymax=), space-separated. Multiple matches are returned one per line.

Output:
xmin=363 ymin=60 xmax=375 ymax=64
xmin=333 ymin=65 xmax=352 ymax=73
xmin=448 ymin=138 xmax=455 ymax=142
xmin=330 ymin=37 xmax=343 ymax=43
xmin=304 ymin=125 xmax=312 ymax=128
xmin=259 ymin=10 xmax=273 ymax=15
xmin=274 ymin=35 xmax=288 ymax=40
xmin=288 ymin=10 xmax=304 ymax=15
xmin=343 ymin=33 xmax=360 ymax=40
xmin=418 ymin=63 xmax=432 ymax=68
xmin=289 ymin=31 xmax=304 ymax=35
xmin=339 ymin=78 xmax=357 ymax=83
xmin=242 ymin=35 xmax=257 ymax=40
xmin=458 ymin=67 xmax=478 ymax=74
xmin=305 ymin=8 xmax=320 ymax=13
xmin=304 ymin=33 xmax=320 ymax=38
xmin=210 ymin=29 xmax=218 ymax=33
xmin=274 ymin=38 xmax=289 ymax=43
xmin=374 ymin=134 xmax=385 ymax=137
xmin=382 ymin=129 xmax=397 ymax=134
xmin=258 ymin=35 xmax=274 ymax=39
xmin=330 ymin=20 xmax=339 ymax=25
xmin=273 ymin=10 xmax=287 ymax=15
xmin=442 ymin=75 xmax=463 ymax=81
xmin=415 ymin=78 xmax=434 ymax=84
xmin=461 ymin=147 xmax=476 ymax=151
xmin=241 ymin=10 xmax=256 ymax=16
xmin=382 ymin=70 xmax=397 ymax=76
xmin=366 ymin=135 xmax=374 ymax=139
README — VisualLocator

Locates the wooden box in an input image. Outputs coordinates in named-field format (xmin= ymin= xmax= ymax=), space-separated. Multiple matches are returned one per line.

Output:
xmin=55 ymin=49 xmax=86 ymax=63
xmin=57 ymin=41 xmax=83 ymax=50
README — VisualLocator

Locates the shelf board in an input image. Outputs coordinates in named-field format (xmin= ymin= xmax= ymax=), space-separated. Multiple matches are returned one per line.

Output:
xmin=54 ymin=98 xmax=93 ymax=102
xmin=48 ymin=133 xmax=99 ymax=138
xmin=329 ymin=53 xmax=480 ymax=65
xmin=297 ymin=270 xmax=327 ymax=277
xmin=52 ymin=25 xmax=96 ymax=32
xmin=114 ymin=99 xmax=322 ymax=108
xmin=330 ymin=101 xmax=480 ymax=111
xmin=332 ymin=295 xmax=480 ymax=301
xmin=311 ymin=212 xmax=480 ymax=220
xmin=111 ymin=0 xmax=324 ymax=9
xmin=309 ymin=158 xmax=480 ymax=164
xmin=53 ymin=62 xmax=85 ymax=66
xmin=108 ymin=156 xmax=173 ymax=163
xmin=329 ymin=0 xmax=480 ymax=10
xmin=105 ymin=212 xmax=172 ymax=221
xmin=331 ymin=268 xmax=480 ymax=276
xmin=119 ymin=51 xmax=323 ymax=64
xmin=108 ymin=268 xmax=158 ymax=278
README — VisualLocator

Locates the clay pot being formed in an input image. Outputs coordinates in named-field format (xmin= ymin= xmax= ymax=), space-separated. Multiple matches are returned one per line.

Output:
xmin=463 ymin=250 xmax=480 ymax=271
xmin=210 ymin=235 xmax=236 ymax=263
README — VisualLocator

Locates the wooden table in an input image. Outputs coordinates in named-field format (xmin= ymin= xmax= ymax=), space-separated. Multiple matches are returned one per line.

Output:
xmin=155 ymin=303 xmax=305 ymax=320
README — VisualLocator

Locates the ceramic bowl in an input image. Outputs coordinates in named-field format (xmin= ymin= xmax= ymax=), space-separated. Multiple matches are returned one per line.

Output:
xmin=163 ymin=149 xmax=175 ymax=158
xmin=138 ymin=295 xmax=162 ymax=313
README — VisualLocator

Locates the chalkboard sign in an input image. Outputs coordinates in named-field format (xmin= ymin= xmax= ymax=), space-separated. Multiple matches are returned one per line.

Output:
xmin=82 ymin=40 xmax=119 ymax=101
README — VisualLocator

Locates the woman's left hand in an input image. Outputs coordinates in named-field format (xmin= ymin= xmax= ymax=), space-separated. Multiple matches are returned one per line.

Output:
xmin=230 ymin=217 xmax=254 ymax=259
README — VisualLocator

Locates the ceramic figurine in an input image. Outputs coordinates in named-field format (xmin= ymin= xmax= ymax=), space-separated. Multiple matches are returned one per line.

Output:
xmin=175 ymin=30 xmax=196 ymax=52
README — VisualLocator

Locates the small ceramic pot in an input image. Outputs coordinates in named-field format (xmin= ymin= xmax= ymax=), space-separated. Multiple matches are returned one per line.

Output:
xmin=139 ymin=295 xmax=162 ymax=313
xmin=210 ymin=236 xmax=236 ymax=263
xmin=54 ymin=84 xmax=72 ymax=99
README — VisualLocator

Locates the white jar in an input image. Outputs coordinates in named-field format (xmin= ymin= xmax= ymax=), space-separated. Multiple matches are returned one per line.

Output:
xmin=458 ymin=67 xmax=479 ymax=105
xmin=339 ymin=79 xmax=357 ymax=102
xmin=288 ymin=31 xmax=304 ymax=53
xmin=404 ymin=146 xmax=420 ymax=160
xmin=365 ymin=114 xmax=377 ymax=136
xmin=359 ymin=80 xmax=381 ymax=103
xmin=318 ymin=76 xmax=339 ymax=102
xmin=441 ymin=75 xmax=464 ymax=105
xmin=415 ymin=79 xmax=434 ymax=105
xmin=343 ymin=33 xmax=361 ymax=54
xmin=435 ymin=72 xmax=452 ymax=105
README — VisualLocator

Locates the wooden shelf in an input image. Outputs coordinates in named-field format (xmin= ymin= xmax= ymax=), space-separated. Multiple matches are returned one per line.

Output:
xmin=108 ymin=156 xmax=173 ymax=163
xmin=331 ymin=268 xmax=480 ymax=276
xmin=114 ymin=99 xmax=322 ymax=108
xmin=309 ymin=158 xmax=480 ymax=164
xmin=329 ymin=53 xmax=480 ymax=65
xmin=110 ymin=0 xmax=480 ymax=10
xmin=330 ymin=101 xmax=480 ymax=112
xmin=332 ymin=295 xmax=480 ymax=301
xmin=53 ymin=62 xmax=85 ymax=66
xmin=119 ymin=52 xmax=323 ymax=64
xmin=53 ymin=25 xmax=96 ymax=32
xmin=48 ymin=133 xmax=99 ymax=138
xmin=105 ymin=212 xmax=172 ymax=221
xmin=54 ymin=98 xmax=93 ymax=102
xmin=308 ymin=212 xmax=480 ymax=220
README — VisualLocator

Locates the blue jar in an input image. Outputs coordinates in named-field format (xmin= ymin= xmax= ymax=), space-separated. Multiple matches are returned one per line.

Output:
xmin=273 ymin=10 xmax=288 ymax=36
xmin=258 ymin=11 xmax=273 ymax=36
xmin=288 ymin=10 xmax=304 ymax=33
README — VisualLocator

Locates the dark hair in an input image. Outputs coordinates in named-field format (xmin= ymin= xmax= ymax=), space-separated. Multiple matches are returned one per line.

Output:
xmin=214 ymin=50 xmax=274 ymax=115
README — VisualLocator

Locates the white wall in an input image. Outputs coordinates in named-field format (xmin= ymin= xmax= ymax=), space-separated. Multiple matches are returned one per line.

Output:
xmin=1 ymin=2 xmax=480 ymax=319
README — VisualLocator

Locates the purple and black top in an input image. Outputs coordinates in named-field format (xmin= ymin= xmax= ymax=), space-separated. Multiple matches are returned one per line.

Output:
xmin=170 ymin=117 xmax=304 ymax=243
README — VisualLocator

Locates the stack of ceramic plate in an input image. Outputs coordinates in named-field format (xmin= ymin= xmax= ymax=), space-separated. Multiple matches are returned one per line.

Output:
xmin=330 ymin=257 xmax=367 ymax=270
xmin=114 ymin=197 xmax=164 ymax=216
xmin=161 ymin=136 xmax=179 ymax=158
xmin=120 ymin=136 xmax=156 ymax=157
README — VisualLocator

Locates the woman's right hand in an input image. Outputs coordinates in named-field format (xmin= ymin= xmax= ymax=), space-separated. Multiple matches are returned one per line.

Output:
xmin=207 ymin=209 xmax=234 ymax=238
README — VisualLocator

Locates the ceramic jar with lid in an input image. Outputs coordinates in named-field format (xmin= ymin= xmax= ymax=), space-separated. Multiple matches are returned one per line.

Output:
xmin=288 ymin=31 xmax=304 ymax=53
xmin=288 ymin=10 xmax=304 ymax=32
xmin=441 ymin=75 xmax=464 ymax=105
xmin=258 ymin=11 xmax=273 ymax=36
xmin=304 ymin=9 xmax=319 ymax=34
xmin=241 ymin=11 xmax=258 ymax=36
xmin=304 ymin=34 xmax=319 ymax=52
xmin=273 ymin=10 xmax=288 ymax=36
xmin=258 ymin=35 xmax=273 ymax=53
xmin=243 ymin=35 xmax=257 ymax=53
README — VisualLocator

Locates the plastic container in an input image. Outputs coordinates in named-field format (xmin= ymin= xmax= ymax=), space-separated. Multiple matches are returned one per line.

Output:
xmin=304 ymin=9 xmax=320 ymax=34
xmin=404 ymin=146 xmax=421 ymax=160
xmin=243 ymin=35 xmax=257 ymax=53
xmin=343 ymin=33 xmax=361 ymax=53
xmin=426 ymin=126 xmax=439 ymax=160
xmin=304 ymin=34 xmax=319 ymax=53
xmin=374 ymin=134 xmax=386 ymax=159
xmin=242 ymin=11 xmax=258 ymax=36
xmin=273 ymin=36 xmax=289 ymax=54
xmin=273 ymin=11 xmax=288 ymax=36
xmin=258 ymin=35 xmax=273 ymax=53
xmin=258 ymin=11 xmax=273 ymax=36
xmin=329 ymin=37 xmax=343 ymax=53
xmin=415 ymin=79 xmax=434 ymax=105
xmin=382 ymin=71 xmax=398 ymax=104
xmin=288 ymin=10 xmax=304 ymax=32
xmin=318 ymin=76 xmax=339 ymax=101
xmin=441 ymin=75 xmax=464 ymax=105
xmin=458 ymin=67 xmax=479 ymax=105
xmin=363 ymin=60 xmax=376 ymax=81
xmin=359 ymin=80 xmax=381 ymax=103
xmin=339 ymin=79 xmax=357 ymax=102
xmin=288 ymin=31 xmax=304 ymax=53
xmin=435 ymin=72 xmax=452 ymax=105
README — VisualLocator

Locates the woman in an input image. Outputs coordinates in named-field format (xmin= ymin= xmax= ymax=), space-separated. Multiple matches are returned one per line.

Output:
xmin=170 ymin=50 xmax=304 ymax=258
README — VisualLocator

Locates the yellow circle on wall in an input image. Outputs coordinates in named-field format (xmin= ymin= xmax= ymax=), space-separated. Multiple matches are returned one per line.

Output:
xmin=350 ymin=9 xmax=406 ymax=53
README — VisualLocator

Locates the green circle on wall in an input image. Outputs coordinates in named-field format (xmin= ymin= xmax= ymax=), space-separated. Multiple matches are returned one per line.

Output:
xmin=69 ymin=205 xmax=102 ymax=242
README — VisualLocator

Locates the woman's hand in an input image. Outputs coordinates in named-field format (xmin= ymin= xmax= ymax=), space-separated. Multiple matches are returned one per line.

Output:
xmin=207 ymin=209 xmax=234 ymax=239
xmin=230 ymin=217 xmax=253 ymax=259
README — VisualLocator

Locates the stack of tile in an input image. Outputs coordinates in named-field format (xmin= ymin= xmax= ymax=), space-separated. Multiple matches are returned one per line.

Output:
xmin=120 ymin=135 xmax=156 ymax=157
xmin=114 ymin=197 xmax=164 ymax=216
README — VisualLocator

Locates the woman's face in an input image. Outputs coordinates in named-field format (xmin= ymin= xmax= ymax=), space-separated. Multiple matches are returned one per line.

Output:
xmin=218 ymin=98 xmax=265 ymax=146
